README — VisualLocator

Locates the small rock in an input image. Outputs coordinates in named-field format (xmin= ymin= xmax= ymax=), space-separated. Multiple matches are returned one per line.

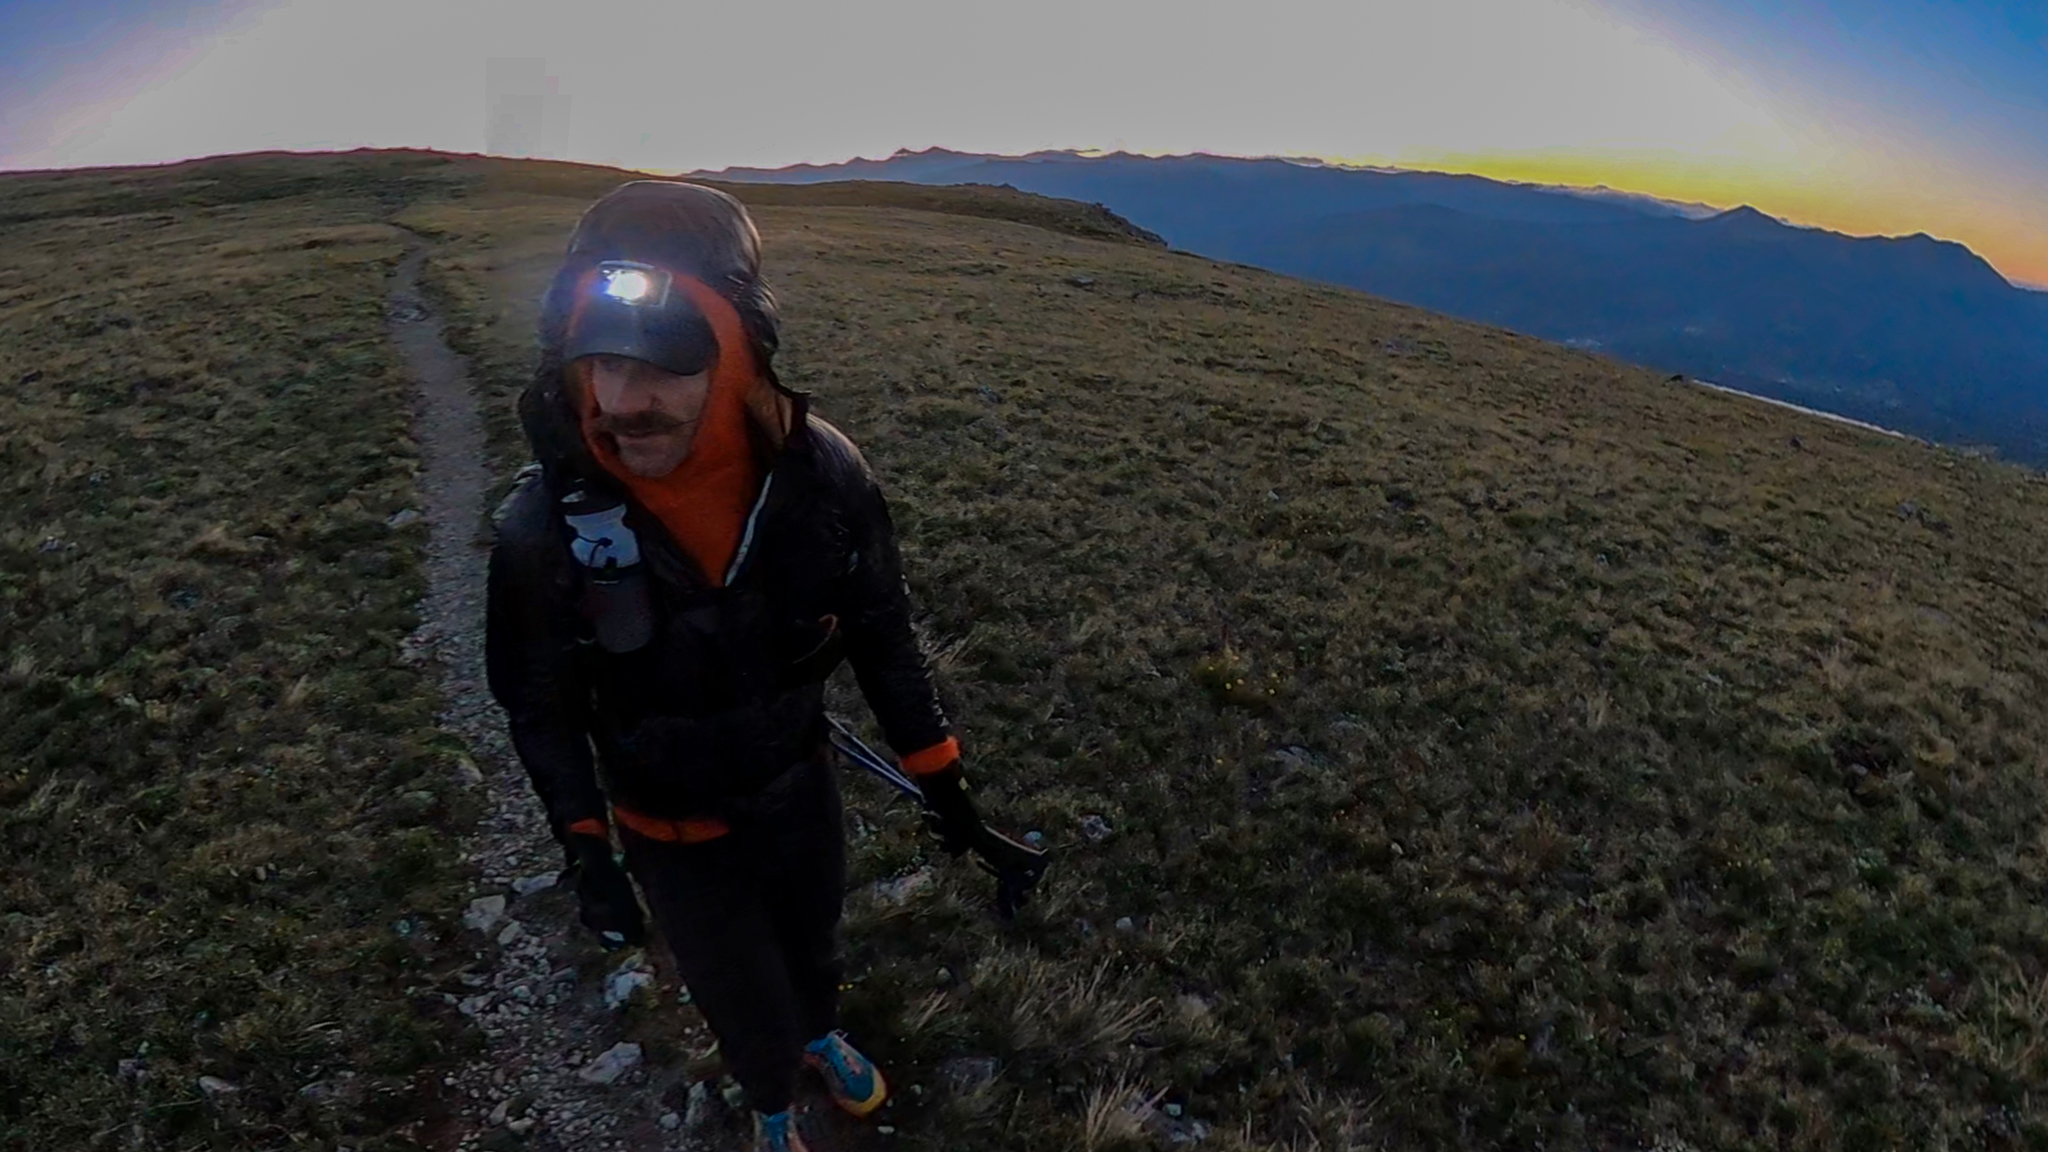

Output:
xmin=37 ymin=537 xmax=65 ymax=554
xmin=463 ymin=895 xmax=507 ymax=934
xmin=197 ymin=1075 xmax=238 ymax=1099
xmin=505 ymin=1117 xmax=536 ymax=1135
xmin=1067 ymin=274 xmax=1096 ymax=288
xmin=875 ymin=868 xmax=935 ymax=907
xmin=297 ymin=1073 xmax=358 ymax=1104
xmin=937 ymin=1056 xmax=1000 ymax=1093
xmin=1115 ymin=916 xmax=1136 ymax=932
xmin=721 ymin=1080 xmax=746 ymax=1110
xmin=488 ymin=1098 xmax=513 ymax=1125
xmin=576 ymin=1042 xmax=643 ymax=1086
xmin=682 ymin=1081 xmax=721 ymax=1131
xmin=659 ymin=1111 xmax=681 ymax=1130
xmin=495 ymin=920 xmax=523 ymax=946
xmin=386 ymin=508 xmax=423 ymax=529
xmin=878 ymin=1125 xmax=897 ymax=1135
xmin=1138 ymin=1098 xmax=1213 ymax=1146
xmin=1079 ymin=815 xmax=1113 ymax=842
xmin=117 ymin=1058 xmax=148 ymax=1085
xmin=605 ymin=961 xmax=655 ymax=1011
xmin=511 ymin=872 xmax=557 ymax=897
xmin=458 ymin=993 xmax=494 ymax=1017
xmin=454 ymin=755 xmax=485 ymax=786
xmin=1269 ymin=746 xmax=1314 ymax=772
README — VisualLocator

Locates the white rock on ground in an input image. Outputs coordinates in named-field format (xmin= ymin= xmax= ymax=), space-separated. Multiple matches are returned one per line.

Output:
xmin=578 ymin=1043 xmax=644 ymax=1086
xmin=875 ymin=867 xmax=935 ymax=906
xmin=463 ymin=895 xmax=506 ymax=934
xmin=605 ymin=954 xmax=657 ymax=1011
xmin=511 ymin=871 xmax=557 ymax=897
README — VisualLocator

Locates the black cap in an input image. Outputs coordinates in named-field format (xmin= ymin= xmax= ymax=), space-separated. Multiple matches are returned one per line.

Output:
xmin=540 ymin=180 xmax=781 ymax=376
xmin=561 ymin=260 xmax=717 ymax=377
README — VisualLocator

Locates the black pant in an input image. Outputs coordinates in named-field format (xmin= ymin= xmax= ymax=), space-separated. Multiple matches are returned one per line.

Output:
xmin=620 ymin=753 xmax=847 ymax=1115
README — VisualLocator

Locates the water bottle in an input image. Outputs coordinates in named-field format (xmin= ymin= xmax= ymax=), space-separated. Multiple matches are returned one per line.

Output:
xmin=560 ymin=486 xmax=655 ymax=653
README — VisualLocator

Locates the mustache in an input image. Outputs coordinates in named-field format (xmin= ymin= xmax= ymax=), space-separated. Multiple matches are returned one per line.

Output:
xmin=593 ymin=411 xmax=694 ymax=438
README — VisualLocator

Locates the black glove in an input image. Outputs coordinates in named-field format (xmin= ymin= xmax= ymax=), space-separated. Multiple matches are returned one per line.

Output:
xmin=569 ymin=833 xmax=646 ymax=951
xmin=916 ymin=762 xmax=983 ymax=856
xmin=916 ymin=761 xmax=1051 ymax=920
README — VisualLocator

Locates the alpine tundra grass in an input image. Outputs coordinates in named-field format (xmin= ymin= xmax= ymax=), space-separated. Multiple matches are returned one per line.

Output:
xmin=1 ymin=152 xmax=489 ymax=1150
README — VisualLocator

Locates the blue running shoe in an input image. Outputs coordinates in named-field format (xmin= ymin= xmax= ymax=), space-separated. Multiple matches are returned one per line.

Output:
xmin=803 ymin=1030 xmax=890 ymax=1117
xmin=757 ymin=1108 xmax=811 ymax=1152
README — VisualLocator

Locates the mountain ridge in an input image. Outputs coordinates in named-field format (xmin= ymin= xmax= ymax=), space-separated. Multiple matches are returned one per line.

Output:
xmin=701 ymin=148 xmax=2048 ymax=464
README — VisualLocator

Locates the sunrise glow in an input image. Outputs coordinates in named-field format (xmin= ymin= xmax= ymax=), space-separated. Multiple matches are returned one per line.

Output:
xmin=2 ymin=0 xmax=2042 ymax=285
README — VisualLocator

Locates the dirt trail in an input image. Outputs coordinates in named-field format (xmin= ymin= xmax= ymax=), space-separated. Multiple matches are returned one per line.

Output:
xmin=386 ymin=232 xmax=741 ymax=1152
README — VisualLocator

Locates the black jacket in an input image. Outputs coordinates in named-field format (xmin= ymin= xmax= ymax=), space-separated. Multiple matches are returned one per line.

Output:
xmin=484 ymin=370 xmax=953 ymax=838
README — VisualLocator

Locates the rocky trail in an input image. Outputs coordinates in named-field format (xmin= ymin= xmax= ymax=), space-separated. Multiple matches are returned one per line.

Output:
xmin=385 ymin=232 xmax=867 ymax=1152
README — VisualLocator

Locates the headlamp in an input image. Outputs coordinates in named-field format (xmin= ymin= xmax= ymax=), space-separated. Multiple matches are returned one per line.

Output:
xmin=594 ymin=261 xmax=671 ymax=307
xmin=561 ymin=258 xmax=716 ymax=378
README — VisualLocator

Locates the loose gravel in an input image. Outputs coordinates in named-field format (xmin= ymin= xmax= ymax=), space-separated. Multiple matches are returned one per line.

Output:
xmin=386 ymin=233 xmax=751 ymax=1152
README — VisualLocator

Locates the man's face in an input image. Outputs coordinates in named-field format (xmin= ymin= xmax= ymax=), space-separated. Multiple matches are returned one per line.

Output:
xmin=581 ymin=354 xmax=713 ymax=478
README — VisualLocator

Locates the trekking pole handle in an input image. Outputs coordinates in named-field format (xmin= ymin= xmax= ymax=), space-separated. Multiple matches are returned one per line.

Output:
xmin=822 ymin=713 xmax=1051 ymax=919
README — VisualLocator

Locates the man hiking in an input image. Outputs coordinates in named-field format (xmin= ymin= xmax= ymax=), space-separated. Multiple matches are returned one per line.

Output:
xmin=484 ymin=180 xmax=1010 ymax=1151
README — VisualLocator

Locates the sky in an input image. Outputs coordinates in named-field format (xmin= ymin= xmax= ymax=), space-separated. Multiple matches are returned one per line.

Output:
xmin=3 ymin=0 xmax=2044 ymax=288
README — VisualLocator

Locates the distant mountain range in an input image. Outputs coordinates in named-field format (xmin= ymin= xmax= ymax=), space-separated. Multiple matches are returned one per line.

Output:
xmin=702 ymin=149 xmax=2048 ymax=465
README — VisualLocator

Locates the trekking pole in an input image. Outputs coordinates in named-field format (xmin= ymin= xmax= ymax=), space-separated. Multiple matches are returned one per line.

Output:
xmin=824 ymin=713 xmax=1051 ymax=920
xmin=825 ymin=713 xmax=922 ymax=798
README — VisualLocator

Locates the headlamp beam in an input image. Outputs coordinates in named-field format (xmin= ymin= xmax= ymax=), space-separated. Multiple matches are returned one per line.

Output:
xmin=594 ymin=260 xmax=672 ymax=308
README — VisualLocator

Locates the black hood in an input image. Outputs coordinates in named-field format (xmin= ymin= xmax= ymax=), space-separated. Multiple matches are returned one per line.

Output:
xmin=520 ymin=180 xmax=807 ymax=489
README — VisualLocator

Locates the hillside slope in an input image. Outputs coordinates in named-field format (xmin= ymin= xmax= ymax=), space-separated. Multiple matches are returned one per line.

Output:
xmin=418 ymin=155 xmax=2048 ymax=1150
xmin=4 ymin=149 xmax=2047 ymax=1151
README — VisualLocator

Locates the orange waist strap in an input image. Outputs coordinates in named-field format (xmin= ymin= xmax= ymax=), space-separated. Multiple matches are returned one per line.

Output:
xmin=902 ymin=736 xmax=963 ymax=776
xmin=612 ymin=805 xmax=731 ymax=844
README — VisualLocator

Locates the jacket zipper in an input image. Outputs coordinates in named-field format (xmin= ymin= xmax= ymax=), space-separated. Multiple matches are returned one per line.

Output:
xmin=722 ymin=473 xmax=776 ymax=585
